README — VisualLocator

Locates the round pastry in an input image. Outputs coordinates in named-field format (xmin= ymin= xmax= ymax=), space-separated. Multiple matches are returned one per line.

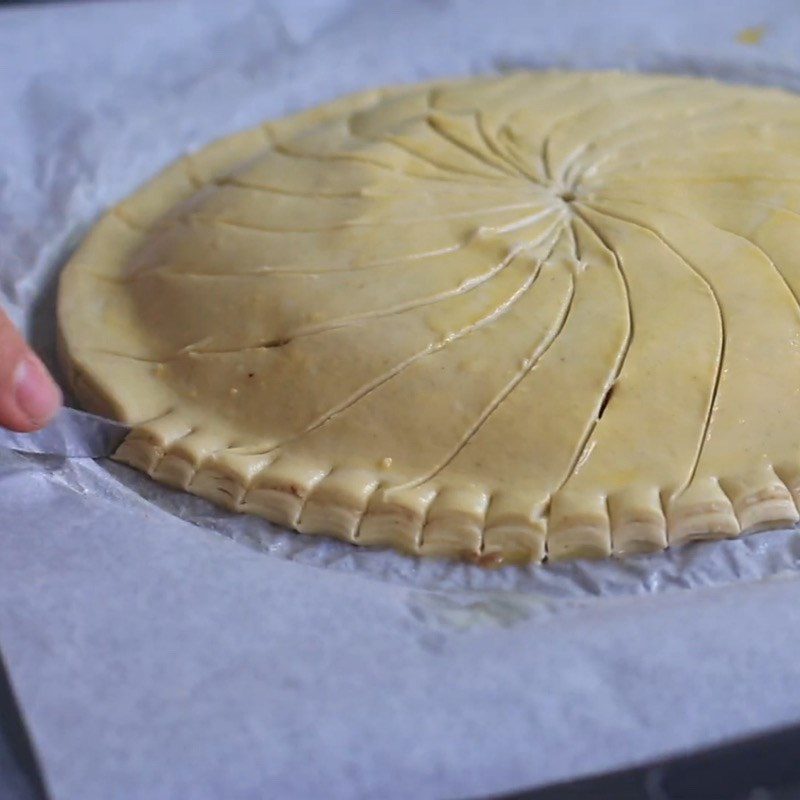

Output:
xmin=58 ymin=70 xmax=800 ymax=565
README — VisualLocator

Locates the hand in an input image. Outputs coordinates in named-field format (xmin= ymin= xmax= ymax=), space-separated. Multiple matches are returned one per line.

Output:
xmin=0 ymin=306 xmax=62 ymax=432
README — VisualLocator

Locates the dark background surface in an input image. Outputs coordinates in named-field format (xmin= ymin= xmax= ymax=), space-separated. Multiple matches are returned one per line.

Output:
xmin=0 ymin=655 xmax=48 ymax=800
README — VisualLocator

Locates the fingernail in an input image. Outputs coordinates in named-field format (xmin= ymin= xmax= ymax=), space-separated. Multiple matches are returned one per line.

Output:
xmin=13 ymin=356 xmax=62 ymax=426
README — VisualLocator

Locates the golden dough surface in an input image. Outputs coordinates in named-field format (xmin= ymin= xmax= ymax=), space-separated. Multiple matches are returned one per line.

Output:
xmin=58 ymin=71 xmax=800 ymax=564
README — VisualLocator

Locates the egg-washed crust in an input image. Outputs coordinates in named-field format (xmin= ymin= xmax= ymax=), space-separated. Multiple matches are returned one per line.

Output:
xmin=59 ymin=71 xmax=800 ymax=565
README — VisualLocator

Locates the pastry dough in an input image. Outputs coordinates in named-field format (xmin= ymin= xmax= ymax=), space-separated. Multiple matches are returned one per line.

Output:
xmin=58 ymin=71 xmax=800 ymax=564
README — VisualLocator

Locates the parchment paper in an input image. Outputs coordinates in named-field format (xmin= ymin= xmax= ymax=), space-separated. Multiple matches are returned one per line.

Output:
xmin=3 ymin=1 xmax=800 ymax=798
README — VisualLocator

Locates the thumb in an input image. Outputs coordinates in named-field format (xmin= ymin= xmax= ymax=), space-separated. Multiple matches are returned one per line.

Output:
xmin=0 ymin=306 xmax=62 ymax=432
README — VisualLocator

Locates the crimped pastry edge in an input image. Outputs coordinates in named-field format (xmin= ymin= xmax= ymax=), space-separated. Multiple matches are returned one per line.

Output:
xmin=112 ymin=430 xmax=800 ymax=565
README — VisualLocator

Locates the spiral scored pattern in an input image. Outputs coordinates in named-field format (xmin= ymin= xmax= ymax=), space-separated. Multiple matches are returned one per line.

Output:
xmin=59 ymin=71 xmax=800 ymax=564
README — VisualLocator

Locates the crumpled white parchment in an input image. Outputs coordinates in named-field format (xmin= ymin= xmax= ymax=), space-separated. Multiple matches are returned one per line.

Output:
xmin=3 ymin=1 xmax=800 ymax=798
